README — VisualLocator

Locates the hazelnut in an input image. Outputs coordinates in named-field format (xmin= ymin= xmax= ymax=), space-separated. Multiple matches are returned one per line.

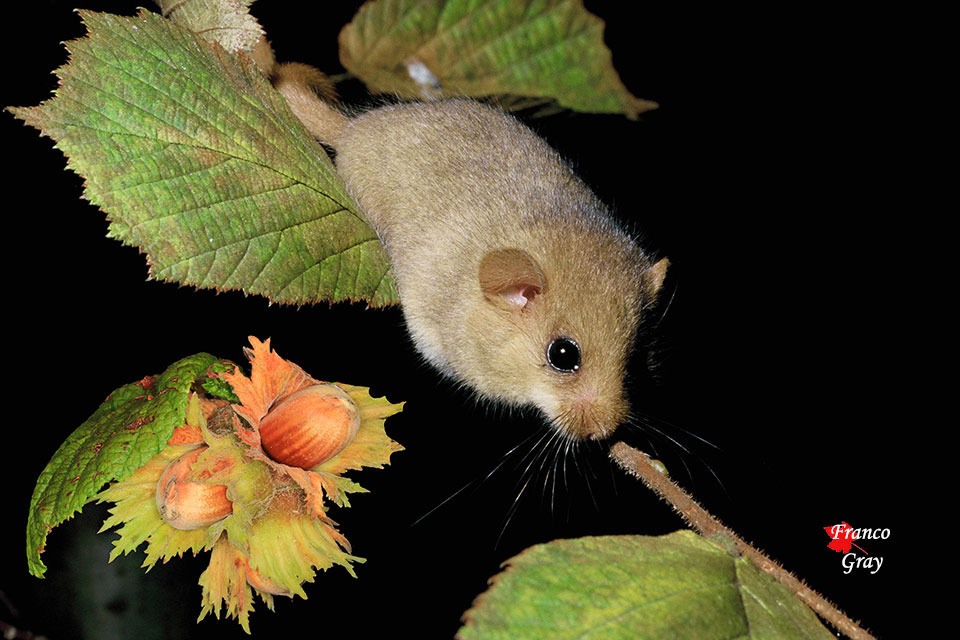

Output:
xmin=259 ymin=384 xmax=361 ymax=469
xmin=156 ymin=447 xmax=233 ymax=530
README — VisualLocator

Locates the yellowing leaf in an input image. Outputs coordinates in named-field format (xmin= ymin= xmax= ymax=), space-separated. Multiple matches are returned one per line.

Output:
xmin=9 ymin=10 xmax=398 ymax=307
xmin=339 ymin=0 xmax=657 ymax=118
xmin=155 ymin=0 xmax=263 ymax=53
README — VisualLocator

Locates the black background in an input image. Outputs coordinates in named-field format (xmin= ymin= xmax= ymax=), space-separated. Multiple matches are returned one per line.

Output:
xmin=3 ymin=2 xmax=909 ymax=638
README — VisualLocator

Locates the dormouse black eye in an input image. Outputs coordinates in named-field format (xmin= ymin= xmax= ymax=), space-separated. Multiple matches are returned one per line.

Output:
xmin=547 ymin=337 xmax=581 ymax=373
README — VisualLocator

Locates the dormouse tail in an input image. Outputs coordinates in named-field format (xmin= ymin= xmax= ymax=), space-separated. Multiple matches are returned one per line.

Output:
xmin=272 ymin=62 xmax=349 ymax=145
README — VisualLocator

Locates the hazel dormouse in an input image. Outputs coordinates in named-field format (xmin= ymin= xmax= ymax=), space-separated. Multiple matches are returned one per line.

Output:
xmin=273 ymin=62 xmax=668 ymax=441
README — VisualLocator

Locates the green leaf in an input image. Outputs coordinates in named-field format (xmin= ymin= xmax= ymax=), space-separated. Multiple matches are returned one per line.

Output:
xmin=457 ymin=531 xmax=835 ymax=640
xmin=339 ymin=0 xmax=657 ymax=118
xmin=26 ymin=352 xmax=223 ymax=578
xmin=201 ymin=359 xmax=241 ymax=403
xmin=9 ymin=10 xmax=398 ymax=307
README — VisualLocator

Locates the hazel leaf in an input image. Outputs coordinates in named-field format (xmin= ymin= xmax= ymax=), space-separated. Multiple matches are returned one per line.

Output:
xmin=339 ymin=0 xmax=657 ymax=118
xmin=457 ymin=531 xmax=836 ymax=640
xmin=154 ymin=0 xmax=263 ymax=53
xmin=200 ymin=359 xmax=241 ymax=403
xmin=8 ymin=10 xmax=398 ymax=307
xmin=26 ymin=353 xmax=225 ymax=577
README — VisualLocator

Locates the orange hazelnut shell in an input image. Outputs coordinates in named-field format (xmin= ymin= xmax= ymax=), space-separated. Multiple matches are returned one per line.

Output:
xmin=258 ymin=384 xmax=361 ymax=470
xmin=155 ymin=446 xmax=233 ymax=530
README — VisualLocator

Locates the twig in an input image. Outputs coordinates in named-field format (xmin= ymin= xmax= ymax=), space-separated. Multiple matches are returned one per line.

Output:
xmin=609 ymin=441 xmax=876 ymax=640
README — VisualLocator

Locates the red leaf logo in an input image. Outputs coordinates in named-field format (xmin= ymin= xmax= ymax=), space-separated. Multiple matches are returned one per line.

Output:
xmin=824 ymin=521 xmax=868 ymax=554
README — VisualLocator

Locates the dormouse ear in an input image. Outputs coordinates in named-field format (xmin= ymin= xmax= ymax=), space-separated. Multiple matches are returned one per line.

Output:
xmin=479 ymin=249 xmax=546 ymax=312
xmin=644 ymin=257 xmax=670 ymax=300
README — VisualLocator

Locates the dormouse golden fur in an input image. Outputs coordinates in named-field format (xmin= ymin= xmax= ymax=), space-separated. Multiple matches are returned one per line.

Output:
xmin=272 ymin=62 xmax=668 ymax=440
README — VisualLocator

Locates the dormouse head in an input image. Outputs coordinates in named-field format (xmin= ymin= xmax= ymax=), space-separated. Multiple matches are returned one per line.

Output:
xmin=470 ymin=245 xmax=669 ymax=440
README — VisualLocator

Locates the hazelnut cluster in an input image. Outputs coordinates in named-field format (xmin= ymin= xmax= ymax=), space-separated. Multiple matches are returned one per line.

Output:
xmin=97 ymin=337 xmax=403 ymax=632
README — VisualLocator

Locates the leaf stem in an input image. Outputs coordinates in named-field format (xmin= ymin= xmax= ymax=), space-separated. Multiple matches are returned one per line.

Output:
xmin=608 ymin=441 xmax=876 ymax=640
